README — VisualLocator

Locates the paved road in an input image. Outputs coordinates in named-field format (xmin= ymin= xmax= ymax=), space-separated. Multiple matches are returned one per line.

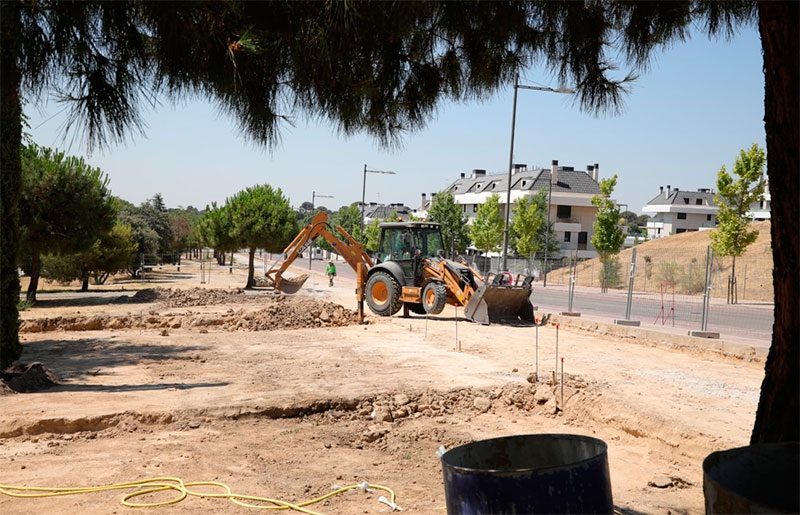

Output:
xmin=531 ymin=284 xmax=773 ymax=341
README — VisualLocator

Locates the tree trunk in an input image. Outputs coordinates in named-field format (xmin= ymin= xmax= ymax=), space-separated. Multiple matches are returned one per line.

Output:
xmin=245 ymin=247 xmax=256 ymax=289
xmin=751 ymin=0 xmax=799 ymax=444
xmin=80 ymin=276 xmax=89 ymax=292
xmin=729 ymin=256 xmax=737 ymax=304
xmin=0 ymin=1 xmax=23 ymax=369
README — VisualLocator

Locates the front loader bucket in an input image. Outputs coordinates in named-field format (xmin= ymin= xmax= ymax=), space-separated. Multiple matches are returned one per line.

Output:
xmin=463 ymin=285 xmax=534 ymax=325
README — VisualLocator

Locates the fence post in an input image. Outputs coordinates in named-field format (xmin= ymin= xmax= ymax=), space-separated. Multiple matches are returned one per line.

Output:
xmin=625 ymin=247 xmax=637 ymax=320
xmin=701 ymin=246 xmax=714 ymax=332
xmin=742 ymin=263 xmax=747 ymax=300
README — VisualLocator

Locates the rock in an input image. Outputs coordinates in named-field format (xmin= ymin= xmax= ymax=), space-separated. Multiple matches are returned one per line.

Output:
xmin=534 ymin=387 xmax=551 ymax=405
xmin=527 ymin=372 xmax=538 ymax=384
xmin=473 ymin=397 xmax=492 ymax=413
xmin=371 ymin=406 xmax=393 ymax=422
xmin=394 ymin=393 xmax=410 ymax=406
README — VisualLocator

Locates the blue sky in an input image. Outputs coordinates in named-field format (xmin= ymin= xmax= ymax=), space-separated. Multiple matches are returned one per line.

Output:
xmin=25 ymin=24 xmax=765 ymax=216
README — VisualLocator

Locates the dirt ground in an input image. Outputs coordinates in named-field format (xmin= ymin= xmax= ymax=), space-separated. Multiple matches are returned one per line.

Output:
xmin=0 ymin=265 xmax=766 ymax=514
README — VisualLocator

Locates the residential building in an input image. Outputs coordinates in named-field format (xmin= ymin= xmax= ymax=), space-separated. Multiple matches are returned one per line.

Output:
xmin=746 ymin=175 xmax=771 ymax=221
xmin=423 ymin=160 xmax=603 ymax=259
xmin=642 ymin=185 xmax=718 ymax=239
xmin=361 ymin=202 xmax=412 ymax=225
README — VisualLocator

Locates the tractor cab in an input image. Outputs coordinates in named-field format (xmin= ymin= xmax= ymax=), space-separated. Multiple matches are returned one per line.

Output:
xmin=376 ymin=222 xmax=445 ymax=282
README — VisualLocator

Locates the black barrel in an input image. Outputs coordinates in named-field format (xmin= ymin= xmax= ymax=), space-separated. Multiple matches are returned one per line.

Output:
xmin=703 ymin=441 xmax=800 ymax=514
xmin=440 ymin=433 xmax=613 ymax=514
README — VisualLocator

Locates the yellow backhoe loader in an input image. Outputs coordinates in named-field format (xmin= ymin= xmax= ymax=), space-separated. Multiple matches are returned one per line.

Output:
xmin=264 ymin=212 xmax=534 ymax=325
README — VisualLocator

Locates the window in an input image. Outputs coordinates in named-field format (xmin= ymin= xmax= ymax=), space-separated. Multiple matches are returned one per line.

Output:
xmin=683 ymin=197 xmax=690 ymax=204
xmin=557 ymin=205 xmax=571 ymax=219
xmin=696 ymin=198 xmax=703 ymax=205
xmin=676 ymin=228 xmax=687 ymax=234
xmin=677 ymin=212 xmax=687 ymax=220
xmin=564 ymin=232 xmax=571 ymax=242
xmin=472 ymin=205 xmax=478 ymax=212
xmin=707 ymin=214 xmax=712 ymax=221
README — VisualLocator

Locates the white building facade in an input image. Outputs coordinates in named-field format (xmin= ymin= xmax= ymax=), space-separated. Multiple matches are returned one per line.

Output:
xmin=422 ymin=160 xmax=604 ymax=259
xmin=642 ymin=185 xmax=718 ymax=239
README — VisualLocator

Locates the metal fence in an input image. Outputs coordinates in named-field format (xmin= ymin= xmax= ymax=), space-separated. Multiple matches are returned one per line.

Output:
xmin=469 ymin=245 xmax=774 ymax=342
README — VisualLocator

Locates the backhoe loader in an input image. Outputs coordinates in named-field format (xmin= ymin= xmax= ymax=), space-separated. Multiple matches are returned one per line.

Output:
xmin=264 ymin=212 xmax=534 ymax=325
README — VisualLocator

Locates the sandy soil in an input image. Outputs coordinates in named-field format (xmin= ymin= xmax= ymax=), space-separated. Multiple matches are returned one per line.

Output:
xmin=0 ymin=264 xmax=766 ymax=514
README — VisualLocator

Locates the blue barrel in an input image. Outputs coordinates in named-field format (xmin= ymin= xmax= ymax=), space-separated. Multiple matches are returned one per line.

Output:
xmin=703 ymin=442 xmax=800 ymax=514
xmin=440 ymin=434 xmax=613 ymax=514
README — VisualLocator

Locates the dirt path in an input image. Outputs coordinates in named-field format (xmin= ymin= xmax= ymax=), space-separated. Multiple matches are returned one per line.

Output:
xmin=0 ymin=266 xmax=765 ymax=514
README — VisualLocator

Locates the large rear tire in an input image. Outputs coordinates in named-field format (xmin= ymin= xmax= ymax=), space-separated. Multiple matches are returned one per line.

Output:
xmin=422 ymin=282 xmax=447 ymax=315
xmin=366 ymin=271 xmax=403 ymax=316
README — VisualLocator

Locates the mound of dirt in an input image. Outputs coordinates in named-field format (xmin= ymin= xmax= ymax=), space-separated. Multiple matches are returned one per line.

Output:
xmin=0 ymin=362 xmax=61 ymax=395
xmin=111 ymin=287 xmax=253 ymax=307
xmin=21 ymin=295 xmax=361 ymax=333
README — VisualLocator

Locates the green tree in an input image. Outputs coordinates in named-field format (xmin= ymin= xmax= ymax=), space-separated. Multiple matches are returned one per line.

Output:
xmin=427 ymin=191 xmax=470 ymax=257
xmin=470 ymin=194 xmax=504 ymax=261
xmin=19 ymin=144 xmax=116 ymax=301
xmin=528 ymin=190 xmax=559 ymax=268
xmin=511 ymin=192 xmax=546 ymax=264
xmin=1 ymin=0 xmax=795 ymax=445
xmin=710 ymin=143 xmax=767 ymax=304
xmin=226 ymin=185 xmax=297 ymax=289
xmin=41 ymin=222 xmax=136 ymax=291
xmin=118 ymin=202 xmax=160 ymax=274
xmin=333 ymin=205 xmax=363 ymax=243
xmin=591 ymin=174 xmax=626 ymax=293
xmin=196 ymin=202 xmax=237 ymax=266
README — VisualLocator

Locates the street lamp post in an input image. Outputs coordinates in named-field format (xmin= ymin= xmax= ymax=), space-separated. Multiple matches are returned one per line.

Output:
xmin=309 ymin=191 xmax=334 ymax=269
xmin=361 ymin=164 xmax=396 ymax=238
xmin=501 ymin=74 xmax=573 ymax=273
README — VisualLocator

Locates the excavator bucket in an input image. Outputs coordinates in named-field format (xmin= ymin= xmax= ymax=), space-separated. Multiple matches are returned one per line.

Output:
xmin=265 ymin=273 xmax=309 ymax=294
xmin=463 ymin=285 xmax=535 ymax=325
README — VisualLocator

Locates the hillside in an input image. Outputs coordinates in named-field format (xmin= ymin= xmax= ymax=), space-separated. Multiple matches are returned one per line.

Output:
xmin=550 ymin=221 xmax=773 ymax=302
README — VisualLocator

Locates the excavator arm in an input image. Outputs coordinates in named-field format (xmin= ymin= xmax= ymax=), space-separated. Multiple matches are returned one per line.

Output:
xmin=264 ymin=212 xmax=372 ymax=307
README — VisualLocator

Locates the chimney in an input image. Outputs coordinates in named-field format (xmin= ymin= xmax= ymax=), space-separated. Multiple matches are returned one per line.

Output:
xmin=593 ymin=163 xmax=599 ymax=182
xmin=472 ymin=169 xmax=486 ymax=178
xmin=667 ymin=185 xmax=671 ymax=195
xmin=660 ymin=186 xmax=664 ymax=194
xmin=513 ymin=163 xmax=527 ymax=173
xmin=420 ymin=193 xmax=426 ymax=211
xmin=551 ymin=159 xmax=559 ymax=185
xmin=460 ymin=172 xmax=465 ymax=179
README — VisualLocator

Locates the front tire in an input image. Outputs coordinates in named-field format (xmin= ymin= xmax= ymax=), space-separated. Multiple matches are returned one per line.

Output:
xmin=422 ymin=282 xmax=447 ymax=315
xmin=366 ymin=271 xmax=403 ymax=316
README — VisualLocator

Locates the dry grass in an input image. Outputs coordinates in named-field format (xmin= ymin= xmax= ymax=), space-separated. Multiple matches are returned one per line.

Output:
xmin=551 ymin=221 xmax=774 ymax=302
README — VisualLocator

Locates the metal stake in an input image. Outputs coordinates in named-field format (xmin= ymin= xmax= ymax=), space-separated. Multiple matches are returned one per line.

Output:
xmin=535 ymin=318 xmax=539 ymax=382
xmin=560 ymin=357 xmax=565 ymax=411
xmin=555 ymin=323 xmax=559 ymax=376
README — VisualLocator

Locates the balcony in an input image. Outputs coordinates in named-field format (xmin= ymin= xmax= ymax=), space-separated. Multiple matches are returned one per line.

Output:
xmin=554 ymin=216 xmax=582 ymax=233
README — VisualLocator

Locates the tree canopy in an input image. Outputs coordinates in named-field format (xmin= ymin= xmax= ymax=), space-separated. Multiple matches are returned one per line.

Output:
xmin=226 ymin=184 xmax=297 ymax=288
xmin=19 ymin=144 xmax=116 ymax=301
xmin=1 ymin=0 xmax=796 ymax=444
xmin=710 ymin=143 xmax=766 ymax=259
xmin=427 ymin=191 xmax=470 ymax=257
xmin=470 ymin=194 xmax=504 ymax=255
xmin=511 ymin=190 xmax=546 ymax=259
